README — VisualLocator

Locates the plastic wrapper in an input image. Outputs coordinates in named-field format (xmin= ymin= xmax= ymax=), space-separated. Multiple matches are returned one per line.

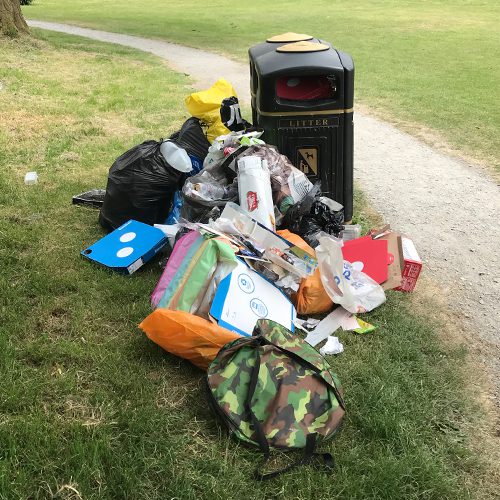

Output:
xmin=316 ymin=236 xmax=386 ymax=314
xmin=203 ymin=131 xmax=263 ymax=170
xmin=180 ymin=158 xmax=238 ymax=222
xmin=99 ymin=140 xmax=184 ymax=231
xmin=72 ymin=189 xmax=105 ymax=208
xmin=353 ymin=317 xmax=377 ymax=334
xmin=277 ymin=230 xmax=334 ymax=315
xmin=232 ymin=145 xmax=313 ymax=213
xmin=152 ymin=232 xmax=237 ymax=319
xmin=139 ymin=309 xmax=240 ymax=370
xmin=280 ymin=183 xmax=344 ymax=247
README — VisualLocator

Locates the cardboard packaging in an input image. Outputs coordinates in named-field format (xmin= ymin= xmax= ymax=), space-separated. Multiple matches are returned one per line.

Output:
xmin=81 ymin=220 xmax=167 ymax=275
xmin=376 ymin=232 xmax=404 ymax=291
xmin=395 ymin=236 xmax=422 ymax=292
xmin=341 ymin=236 xmax=389 ymax=284
xmin=210 ymin=259 xmax=296 ymax=337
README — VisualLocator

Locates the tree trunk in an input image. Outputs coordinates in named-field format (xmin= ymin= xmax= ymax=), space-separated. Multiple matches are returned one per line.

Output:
xmin=0 ymin=0 xmax=29 ymax=36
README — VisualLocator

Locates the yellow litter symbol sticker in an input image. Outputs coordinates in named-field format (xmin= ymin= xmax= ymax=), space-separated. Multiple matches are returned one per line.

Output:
xmin=298 ymin=148 xmax=318 ymax=175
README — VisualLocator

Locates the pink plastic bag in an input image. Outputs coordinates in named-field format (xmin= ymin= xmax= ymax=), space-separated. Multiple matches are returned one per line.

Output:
xmin=151 ymin=231 xmax=201 ymax=307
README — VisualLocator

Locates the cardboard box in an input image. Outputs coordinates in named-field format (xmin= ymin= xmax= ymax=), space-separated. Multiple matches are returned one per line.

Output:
xmin=81 ymin=220 xmax=168 ymax=275
xmin=377 ymin=232 xmax=404 ymax=291
xmin=210 ymin=259 xmax=296 ymax=336
xmin=394 ymin=236 xmax=422 ymax=292
xmin=342 ymin=235 xmax=389 ymax=284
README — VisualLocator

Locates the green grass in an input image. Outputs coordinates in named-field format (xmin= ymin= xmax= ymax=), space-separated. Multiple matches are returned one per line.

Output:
xmin=0 ymin=30 xmax=493 ymax=498
xmin=24 ymin=0 xmax=500 ymax=174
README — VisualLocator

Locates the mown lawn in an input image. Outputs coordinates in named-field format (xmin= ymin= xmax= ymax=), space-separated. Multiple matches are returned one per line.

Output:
xmin=0 ymin=31 xmax=492 ymax=499
xmin=25 ymin=0 xmax=500 ymax=174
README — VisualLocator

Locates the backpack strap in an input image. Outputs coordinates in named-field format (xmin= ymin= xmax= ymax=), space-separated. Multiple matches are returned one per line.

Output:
xmin=245 ymin=346 xmax=335 ymax=481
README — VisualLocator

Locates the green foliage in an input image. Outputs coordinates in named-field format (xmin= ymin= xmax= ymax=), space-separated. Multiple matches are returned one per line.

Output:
xmin=26 ymin=0 xmax=500 ymax=173
xmin=20 ymin=0 xmax=34 ymax=5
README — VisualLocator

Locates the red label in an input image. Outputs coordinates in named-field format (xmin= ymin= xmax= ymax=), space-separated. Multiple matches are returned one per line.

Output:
xmin=247 ymin=191 xmax=258 ymax=211
xmin=387 ymin=251 xmax=394 ymax=265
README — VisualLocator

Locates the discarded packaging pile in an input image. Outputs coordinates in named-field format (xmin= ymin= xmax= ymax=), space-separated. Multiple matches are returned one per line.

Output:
xmin=77 ymin=78 xmax=422 ymax=479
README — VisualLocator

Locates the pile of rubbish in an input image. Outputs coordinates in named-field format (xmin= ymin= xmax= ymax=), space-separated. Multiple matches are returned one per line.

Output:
xmin=76 ymin=78 xmax=422 ymax=478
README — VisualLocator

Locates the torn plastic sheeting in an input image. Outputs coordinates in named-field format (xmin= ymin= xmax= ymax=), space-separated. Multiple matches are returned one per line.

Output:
xmin=304 ymin=307 xmax=352 ymax=347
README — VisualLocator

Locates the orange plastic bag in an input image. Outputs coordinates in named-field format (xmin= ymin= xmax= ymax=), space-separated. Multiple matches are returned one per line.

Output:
xmin=277 ymin=230 xmax=334 ymax=315
xmin=139 ymin=309 xmax=240 ymax=370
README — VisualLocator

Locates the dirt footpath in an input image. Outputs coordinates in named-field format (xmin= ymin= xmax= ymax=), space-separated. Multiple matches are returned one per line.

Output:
xmin=28 ymin=21 xmax=500 ymax=403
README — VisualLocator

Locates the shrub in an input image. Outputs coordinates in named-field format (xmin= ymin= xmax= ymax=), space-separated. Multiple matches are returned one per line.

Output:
xmin=20 ymin=0 xmax=34 ymax=5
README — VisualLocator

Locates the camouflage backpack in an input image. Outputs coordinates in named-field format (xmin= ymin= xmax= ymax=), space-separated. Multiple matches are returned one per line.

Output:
xmin=206 ymin=319 xmax=345 ymax=479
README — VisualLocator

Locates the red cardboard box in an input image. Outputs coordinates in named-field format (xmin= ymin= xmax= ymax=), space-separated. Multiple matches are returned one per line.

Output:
xmin=395 ymin=236 xmax=422 ymax=292
xmin=342 ymin=236 xmax=389 ymax=284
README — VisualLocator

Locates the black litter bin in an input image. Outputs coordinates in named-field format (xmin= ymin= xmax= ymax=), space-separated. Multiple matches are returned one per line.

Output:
xmin=249 ymin=34 xmax=354 ymax=220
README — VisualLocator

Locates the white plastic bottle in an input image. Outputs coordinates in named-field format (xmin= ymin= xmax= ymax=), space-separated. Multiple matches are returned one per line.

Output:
xmin=237 ymin=156 xmax=275 ymax=230
xmin=160 ymin=141 xmax=193 ymax=173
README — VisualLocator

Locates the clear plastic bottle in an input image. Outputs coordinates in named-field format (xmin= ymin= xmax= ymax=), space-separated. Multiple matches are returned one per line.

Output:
xmin=192 ymin=182 xmax=228 ymax=201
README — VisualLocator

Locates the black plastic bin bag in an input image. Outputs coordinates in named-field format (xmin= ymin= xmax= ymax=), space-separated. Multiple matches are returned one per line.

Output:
xmin=99 ymin=140 xmax=183 ymax=231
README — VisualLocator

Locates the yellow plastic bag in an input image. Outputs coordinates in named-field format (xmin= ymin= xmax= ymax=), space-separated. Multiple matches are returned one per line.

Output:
xmin=185 ymin=79 xmax=237 ymax=142
xmin=277 ymin=230 xmax=334 ymax=315
xmin=139 ymin=309 xmax=240 ymax=370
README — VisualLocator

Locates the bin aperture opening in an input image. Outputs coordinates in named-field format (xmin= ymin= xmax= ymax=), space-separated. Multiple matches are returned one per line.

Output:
xmin=276 ymin=75 xmax=337 ymax=101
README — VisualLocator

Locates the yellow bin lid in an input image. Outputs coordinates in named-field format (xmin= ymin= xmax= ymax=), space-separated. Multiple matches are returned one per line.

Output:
xmin=266 ymin=32 xmax=313 ymax=43
xmin=277 ymin=41 xmax=330 ymax=53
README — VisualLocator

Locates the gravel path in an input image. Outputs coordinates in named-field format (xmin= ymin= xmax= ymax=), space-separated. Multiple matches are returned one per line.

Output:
xmin=28 ymin=21 xmax=500 ymax=399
